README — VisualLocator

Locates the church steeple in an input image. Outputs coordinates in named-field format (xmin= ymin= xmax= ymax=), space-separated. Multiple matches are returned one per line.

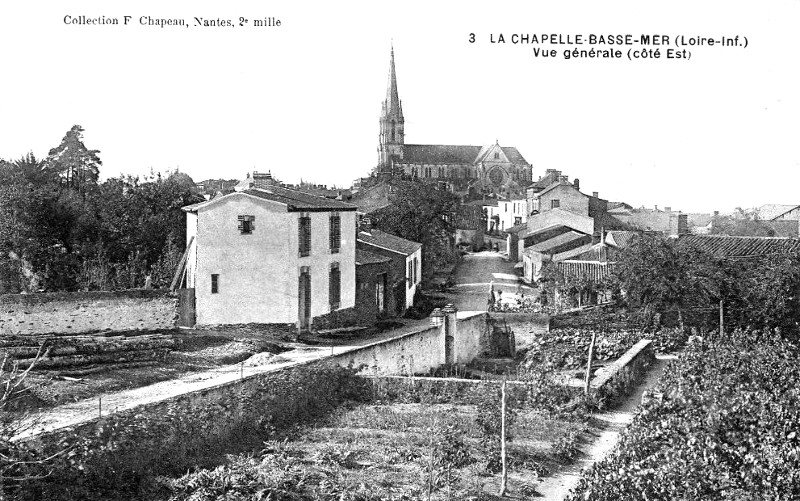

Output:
xmin=378 ymin=44 xmax=404 ymax=171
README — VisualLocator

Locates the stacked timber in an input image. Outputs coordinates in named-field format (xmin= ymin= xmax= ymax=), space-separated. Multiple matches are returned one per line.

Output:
xmin=1 ymin=333 xmax=179 ymax=371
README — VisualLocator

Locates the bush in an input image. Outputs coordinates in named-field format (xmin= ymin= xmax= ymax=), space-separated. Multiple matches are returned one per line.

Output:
xmin=566 ymin=329 xmax=800 ymax=500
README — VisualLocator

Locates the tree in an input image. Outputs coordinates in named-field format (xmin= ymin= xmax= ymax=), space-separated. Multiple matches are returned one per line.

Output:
xmin=44 ymin=125 xmax=102 ymax=191
xmin=614 ymin=234 xmax=715 ymax=328
xmin=369 ymin=180 xmax=460 ymax=282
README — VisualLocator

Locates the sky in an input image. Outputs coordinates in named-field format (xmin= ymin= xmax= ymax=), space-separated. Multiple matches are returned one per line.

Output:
xmin=1 ymin=0 xmax=799 ymax=214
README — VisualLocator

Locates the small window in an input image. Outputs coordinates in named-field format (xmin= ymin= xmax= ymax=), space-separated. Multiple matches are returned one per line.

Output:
xmin=238 ymin=215 xmax=255 ymax=234
xmin=299 ymin=214 xmax=311 ymax=257
xmin=494 ymin=152 xmax=500 ymax=160
xmin=551 ymin=199 xmax=560 ymax=209
xmin=211 ymin=274 xmax=219 ymax=294
xmin=329 ymin=263 xmax=341 ymax=311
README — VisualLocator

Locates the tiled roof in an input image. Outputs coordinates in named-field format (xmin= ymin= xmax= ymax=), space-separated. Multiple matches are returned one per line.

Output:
xmin=504 ymin=223 xmax=528 ymax=234
xmin=358 ymin=229 xmax=422 ymax=256
xmin=678 ymin=235 xmax=800 ymax=258
xmin=242 ymin=188 xmax=357 ymax=212
xmin=756 ymin=204 xmax=800 ymax=220
xmin=527 ymin=231 xmax=588 ymax=253
xmin=356 ymin=249 xmax=391 ymax=266
xmin=464 ymin=198 xmax=498 ymax=207
xmin=557 ymin=261 xmax=615 ymax=281
xmin=605 ymin=230 xmax=639 ymax=248
xmin=398 ymin=144 xmax=529 ymax=165
xmin=349 ymin=183 xmax=391 ymax=214
xmin=532 ymin=181 xmax=582 ymax=199
xmin=182 ymin=187 xmax=357 ymax=213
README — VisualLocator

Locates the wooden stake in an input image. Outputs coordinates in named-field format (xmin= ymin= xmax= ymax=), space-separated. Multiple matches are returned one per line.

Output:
xmin=584 ymin=332 xmax=596 ymax=395
xmin=719 ymin=300 xmax=724 ymax=336
xmin=499 ymin=380 xmax=507 ymax=497
xmin=98 ymin=396 xmax=102 ymax=418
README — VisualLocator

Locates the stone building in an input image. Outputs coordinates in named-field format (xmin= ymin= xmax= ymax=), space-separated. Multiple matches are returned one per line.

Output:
xmin=375 ymin=47 xmax=532 ymax=196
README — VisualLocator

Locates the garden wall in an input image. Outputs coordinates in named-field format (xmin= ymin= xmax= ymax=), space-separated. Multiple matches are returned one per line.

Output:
xmin=590 ymin=339 xmax=654 ymax=403
xmin=0 ymin=290 xmax=178 ymax=336
xmin=16 ymin=313 xmax=491 ymax=499
xmin=455 ymin=311 xmax=490 ymax=364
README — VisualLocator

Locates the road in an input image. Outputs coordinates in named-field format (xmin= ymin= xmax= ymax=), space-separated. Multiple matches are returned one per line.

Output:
xmin=441 ymin=250 xmax=534 ymax=311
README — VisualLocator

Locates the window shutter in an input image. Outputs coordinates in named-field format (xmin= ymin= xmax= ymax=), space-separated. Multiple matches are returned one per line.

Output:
xmin=329 ymin=213 xmax=341 ymax=253
xmin=329 ymin=263 xmax=341 ymax=310
xmin=299 ymin=214 xmax=311 ymax=256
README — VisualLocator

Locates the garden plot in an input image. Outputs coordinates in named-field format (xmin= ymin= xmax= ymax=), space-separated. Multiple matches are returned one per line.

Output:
xmin=162 ymin=374 xmax=597 ymax=501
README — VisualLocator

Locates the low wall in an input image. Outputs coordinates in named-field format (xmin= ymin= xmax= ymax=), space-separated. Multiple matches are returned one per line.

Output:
xmin=0 ymin=290 xmax=178 ymax=336
xmin=590 ymin=339 xmax=654 ymax=403
xmin=455 ymin=311 xmax=489 ymax=364
xmin=332 ymin=323 xmax=445 ymax=376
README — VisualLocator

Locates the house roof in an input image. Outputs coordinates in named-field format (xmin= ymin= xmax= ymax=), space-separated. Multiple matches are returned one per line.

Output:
xmin=356 ymin=249 xmax=392 ymax=266
xmin=349 ymin=183 xmax=391 ymax=214
xmin=531 ymin=181 xmax=584 ymax=199
xmin=504 ymin=223 xmax=529 ymax=235
xmin=527 ymin=231 xmax=588 ymax=253
xmin=605 ymin=230 xmax=639 ymax=248
xmin=557 ymin=260 xmax=615 ymax=281
xmin=398 ymin=144 xmax=529 ymax=165
xmin=182 ymin=187 xmax=357 ymax=213
xmin=756 ymin=204 xmax=800 ymax=220
xmin=678 ymin=234 xmax=800 ymax=258
xmin=358 ymin=229 xmax=422 ymax=256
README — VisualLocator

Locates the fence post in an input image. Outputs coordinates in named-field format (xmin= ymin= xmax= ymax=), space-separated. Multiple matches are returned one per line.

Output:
xmin=499 ymin=379 xmax=507 ymax=497
xmin=584 ymin=332 xmax=596 ymax=395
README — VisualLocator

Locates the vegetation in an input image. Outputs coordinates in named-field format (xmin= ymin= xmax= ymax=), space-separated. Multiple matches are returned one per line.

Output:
xmin=369 ymin=179 xmax=461 ymax=284
xmin=566 ymin=329 xmax=800 ymax=500
xmin=0 ymin=126 xmax=203 ymax=293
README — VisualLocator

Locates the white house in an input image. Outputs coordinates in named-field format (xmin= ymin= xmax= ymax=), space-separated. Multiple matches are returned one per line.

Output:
xmin=181 ymin=187 xmax=358 ymax=329
xmin=497 ymin=197 xmax=528 ymax=231
xmin=357 ymin=229 xmax=422 ymax=311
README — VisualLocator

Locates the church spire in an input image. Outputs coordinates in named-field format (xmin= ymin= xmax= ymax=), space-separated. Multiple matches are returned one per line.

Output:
xmin=378 ymin=44 xmax=405 ymax=171
xmin=383 ymin=44 xmax=403 ymax=119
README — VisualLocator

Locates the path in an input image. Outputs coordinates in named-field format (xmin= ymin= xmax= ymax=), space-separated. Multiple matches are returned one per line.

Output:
xmin=13 ymin=317 xmax=434 ymax=442
xmin=442 ymin=251 xmax=535 ymax=311
xmin=532 ymin=354 xmax=676 ymax=500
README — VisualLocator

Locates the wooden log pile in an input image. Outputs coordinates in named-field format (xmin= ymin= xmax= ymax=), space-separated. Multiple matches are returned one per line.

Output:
xmin=1 ymin=333 xmax=180 ymax=371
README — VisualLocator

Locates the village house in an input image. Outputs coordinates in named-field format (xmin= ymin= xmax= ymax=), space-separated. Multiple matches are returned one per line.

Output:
xmin=357 ymin=228 xmax=422 ymax=314
xmin=180 ymin=186 xmax=358 ymax=329
xmin=355 ymin=249 xmax=396 ymax=318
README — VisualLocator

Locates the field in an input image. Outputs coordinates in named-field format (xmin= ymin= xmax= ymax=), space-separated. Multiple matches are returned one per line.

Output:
xmin=162 ymin=380 xmax=594 ymax=500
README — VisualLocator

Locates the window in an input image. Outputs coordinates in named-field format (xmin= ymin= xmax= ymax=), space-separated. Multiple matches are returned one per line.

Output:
xmin=329 ymin=213 xmax=341 ymax=254
xmin=413 ymin=257 xmax=418 ymax=284
xmin=408 ymin=260 xmax=413 ymax=286
xmin=329 ymin=263 xmax=341 ymax=311
xmin=298 ymin=214 xmax=311 ymax=257
xmin=494 ymin=152 xmax=500 ymax=160
xmin=551 ymin=199 xmax=560 ymax=209
xmin=238 ymin=215 xmax=255 ymax=234
xmin=211 ymin=274 xmax=219 ymax=294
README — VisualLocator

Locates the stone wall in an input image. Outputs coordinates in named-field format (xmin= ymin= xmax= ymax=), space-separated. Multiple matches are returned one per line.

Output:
xmin=455 ymin=311 xmax=490 ymax=364
xmin=0 ymin=290 xmax=177 ymax=336
xmin=591 ymin=339 xmax=654 ymax=403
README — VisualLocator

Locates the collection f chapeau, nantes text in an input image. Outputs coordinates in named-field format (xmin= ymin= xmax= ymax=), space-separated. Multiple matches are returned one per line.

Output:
xmin=63 ymin=15 xmax=281 ymax=28
xmin=470 ymin=33 xmax=748 ymax=61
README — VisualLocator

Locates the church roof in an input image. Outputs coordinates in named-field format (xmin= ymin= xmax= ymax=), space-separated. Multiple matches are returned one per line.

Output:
xmin=399 ymin=144 xmax=529 ymax=165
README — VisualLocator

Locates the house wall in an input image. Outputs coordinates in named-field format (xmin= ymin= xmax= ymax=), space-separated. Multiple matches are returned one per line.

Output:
xmin=405 ymin=248 xmax=422 ymax=308
xmin=193 ymin=194 xmax=356 ymax=326
xmin=355 ymin=260 xmax=395 ymax=318
xmin=0 ymin=290 xmax=177 ymax=336
xmin=535 ymin=184 xmax=588 ymax=216
xmin=356 ymin=242 xmax=408 ymax=313
xmin=498 ymin=199 xmax=527 ymax=231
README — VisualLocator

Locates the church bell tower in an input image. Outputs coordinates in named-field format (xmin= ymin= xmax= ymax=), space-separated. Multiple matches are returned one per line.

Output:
xmin=378 ymin=45 xmax=404 ymax=172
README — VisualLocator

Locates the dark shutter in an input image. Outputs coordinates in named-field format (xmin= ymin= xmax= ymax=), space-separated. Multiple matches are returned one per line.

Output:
xmin=329 ymin=213 xmax=341 ymax=253
xmin=329 ymin=263 xmax=341 ymax=310
xmin=299 ymin=215 xmax=311 ymax=256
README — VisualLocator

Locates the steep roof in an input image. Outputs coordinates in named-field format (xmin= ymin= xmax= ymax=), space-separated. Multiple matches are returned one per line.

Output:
xmin=356 ymin=249 xmax=392 ymax=266
xmin=557 ymin=260 xmax=615 ymax=281
xmin=358 ymin=229 xmax=422 ymax=256
xmin=532 ymin=181 xmax=585 ymax=199
xmin=399 ymin=144 xmax=529 ymax=165
xmin=678 ymin=235 xmax=800 ymax=258
xmin=605 ymin=230 xmax=639 ymax=248
xmin=756 ymin=204 xmax=800 ymax=220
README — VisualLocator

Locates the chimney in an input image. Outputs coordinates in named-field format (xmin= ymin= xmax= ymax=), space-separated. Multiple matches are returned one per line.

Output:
xmin=665 ymin=206 xmax=671 ymax=212
xmin=573 ymin=178 xmax=580 ymax=190
xmin=359 ymin=216 xmax=373 ymax=234
xmin=655 ymin=205 xmax=659 ymax=211
xmin=592 ymin=191 xmax=599 ymax=198
xmin=559 ymin=175 xmax=569 ymax=183
xmin=714 ymin=210 xmax=719 ymax=216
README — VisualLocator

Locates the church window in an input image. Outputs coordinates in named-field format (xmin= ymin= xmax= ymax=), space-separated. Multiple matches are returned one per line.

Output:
xmin=391 ymin=121 xmax=396 ymax=142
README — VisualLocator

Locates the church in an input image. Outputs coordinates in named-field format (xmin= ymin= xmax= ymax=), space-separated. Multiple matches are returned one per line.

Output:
xmin=376 ymin=47 xmax=533 ymax=197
